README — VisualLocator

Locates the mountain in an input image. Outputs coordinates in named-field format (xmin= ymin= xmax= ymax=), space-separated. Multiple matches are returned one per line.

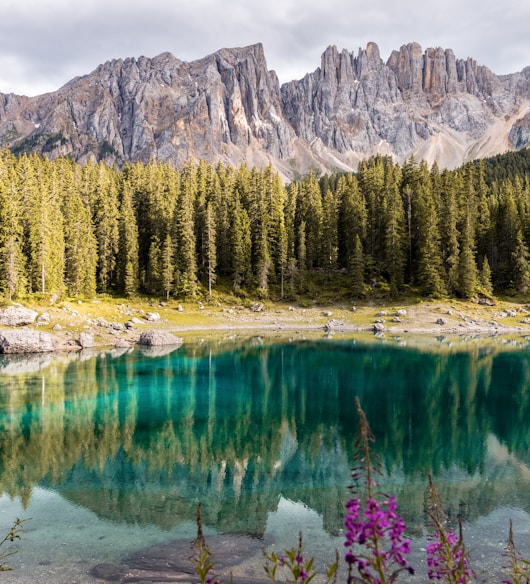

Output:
xmin=1 ymin=41 xmax=530 ymax=179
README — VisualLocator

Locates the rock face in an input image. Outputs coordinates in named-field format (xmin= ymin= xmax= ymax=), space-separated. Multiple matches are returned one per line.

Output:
xmin=0 ymin=330 xmax=54 ymax=353
xmin=1 ymin=42 xmax=530 ymax=178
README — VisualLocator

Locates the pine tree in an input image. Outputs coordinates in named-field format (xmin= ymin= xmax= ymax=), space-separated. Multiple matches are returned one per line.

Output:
xmin=22 ymin=156 xmax=65 ymax=295
xmin=161 ymin=234 xmax=175 ymax=300
xmin=351 ymin=234 xmax=365 ymax=297
xmin=204 ymin=202 xmax=217 ymax=296
xmin=231 ymin=199 xmax=252 ymax=292
xmin=118 ymin=181 xmax=139 ymax=296
xmin=383 ymin=173 xmax=406 ymax=295
xmin=512 ymin=230 xmax=530 ymax=294
xmin=439 ymin=170 xmax=461 ymax=294
xmin=175 ymin=161 xmax=198 ymax=297
xmin=90 ymin=162 xmax=120 ymax=292
xmin=146 ymin=235 xmax=162 ymax=295
xmin=0 ymin=150 xmax=26 ymax=299
xmin=60 ymin=159 xmax=97 ymax=297
xmin=322 ymin=189 xmax=339 ymax=278
xmin=479 ymin=255 xmax=493 ymax=296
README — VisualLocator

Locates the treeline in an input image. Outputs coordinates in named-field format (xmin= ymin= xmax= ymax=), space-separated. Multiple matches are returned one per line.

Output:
xmin=0 ymin=148 xmax=530 ymax=300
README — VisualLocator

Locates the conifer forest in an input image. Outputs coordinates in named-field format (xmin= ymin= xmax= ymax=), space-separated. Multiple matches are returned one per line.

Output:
xmin=0 ymin=147 xmax=530 ymax=302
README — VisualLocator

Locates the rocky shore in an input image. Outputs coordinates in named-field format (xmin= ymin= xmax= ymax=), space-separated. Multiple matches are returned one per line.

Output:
xmin=1 ymin=298 xmax=530 ymax=355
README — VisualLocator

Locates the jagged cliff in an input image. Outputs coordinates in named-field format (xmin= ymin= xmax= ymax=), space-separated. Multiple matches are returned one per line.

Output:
xmin=1 ymin=41 xmax=530 ymax=179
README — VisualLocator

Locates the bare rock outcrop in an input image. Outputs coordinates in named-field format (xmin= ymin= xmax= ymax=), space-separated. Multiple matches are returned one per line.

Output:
xmin=0 ymin=330 xmax=54 ymax=353
xmin=1 ymin=41 xmax=530 ymax=177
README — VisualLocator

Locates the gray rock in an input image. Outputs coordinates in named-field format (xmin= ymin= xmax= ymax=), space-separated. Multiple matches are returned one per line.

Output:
xmin=79 ymin=332 xmax=96 ymax=348
xmin=373 ymin=322 xmax=385 ymax=332
xmin=251 ymin=302 xmax=264 ymax=312
xmin=436 ymin=318 xmax=446 ymax=325
xmin=324 ymin=319 xmax=345 ymax=331
xmin=177 ymin=304 xmax=184 ymax=312
xmin=144 ymin=312 xmax=161 ymax=322
xmin=0 ymin=306 xmax=38 ymax=326
xmin=36 ymin=312 xmax=51 ymax=325
xmin=137 ymin=330 xmax=183 ymax=347
xmin=396 ymin=309 xmax=407 ymax=317
xmin=52 ymin=323 xmax=62 ymax=331
xmin=0 ymin=330 xmax=54 ymax=353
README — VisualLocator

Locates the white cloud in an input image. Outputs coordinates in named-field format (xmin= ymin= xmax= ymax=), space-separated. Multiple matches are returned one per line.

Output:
xmin=0 ymin=0 xmax=527 ymax=96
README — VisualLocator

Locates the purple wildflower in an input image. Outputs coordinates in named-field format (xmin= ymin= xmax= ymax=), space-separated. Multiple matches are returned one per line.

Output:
xmin=344 ymin=495 xmax=414 ymax=583
xmin=426 ymin=528 xmax=472 ymax=583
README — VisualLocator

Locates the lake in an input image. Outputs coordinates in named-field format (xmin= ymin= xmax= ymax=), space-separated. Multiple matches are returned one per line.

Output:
xmin=1 ymin=332 xmax=530 ymax=582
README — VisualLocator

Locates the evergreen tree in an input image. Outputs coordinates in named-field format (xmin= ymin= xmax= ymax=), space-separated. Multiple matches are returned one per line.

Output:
xmin=117 ymin=181 xmax=139 ymax=296
xmin=204 ymin=202 xmax=217 ymax=296
xmin=322 ymin=189 xmax=339 ymax=278
xmin=89 ymin=162 xmax=120 ymax=292
xmin=175 ymin=161 xmax=198 ymax=296
xmin=351 ymin=234 xmax=365 ymax=297
xmin=479 ymin=255 xmax=493 ymax=296
xmin=439 ymin=170 xmax=461 ymax=294
xmin=22 ymin=156 xmax=65 ymax=295
xmin=512 ymin=230 xmax=530 ymax=294
xmin=231 ymin=199 xmax=252 ymax=292
xmin=146 ymin=235 xmax=162 ymax=295
xmin=383 ymin=172 xmax=406 ymax=295
xmin=60 ymin=159 xmax=97 ymax=297
xmin=0 ymin=150 xmax=26 ymax=299
xmin=161 ymin=234 xmax=175 ymax=300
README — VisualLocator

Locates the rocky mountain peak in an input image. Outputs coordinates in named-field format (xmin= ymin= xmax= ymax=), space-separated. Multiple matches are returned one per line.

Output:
xmin=1 ymin=41 xmax=529 ymax=179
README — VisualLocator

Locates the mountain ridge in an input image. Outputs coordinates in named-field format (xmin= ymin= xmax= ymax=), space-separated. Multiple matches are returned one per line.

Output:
xmin=1 ymin=41 xmax=529 ymax=179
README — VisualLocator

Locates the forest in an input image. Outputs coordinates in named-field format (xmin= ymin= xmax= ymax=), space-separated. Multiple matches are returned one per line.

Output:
xmin=0 ymin=147 xmax=530 ymax=302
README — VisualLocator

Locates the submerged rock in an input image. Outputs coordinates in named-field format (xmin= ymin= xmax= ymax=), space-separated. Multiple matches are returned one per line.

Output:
xmin=92 ymin=532 xmax=272 ymax=583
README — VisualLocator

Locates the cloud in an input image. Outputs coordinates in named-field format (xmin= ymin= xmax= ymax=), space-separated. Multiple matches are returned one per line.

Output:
xmin=0 ymin=0 xmax=528 ymax=96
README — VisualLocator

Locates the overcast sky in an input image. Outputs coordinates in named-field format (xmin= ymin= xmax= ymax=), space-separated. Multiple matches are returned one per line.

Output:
xmin=1 ymin=0 xmax=528 ymax=97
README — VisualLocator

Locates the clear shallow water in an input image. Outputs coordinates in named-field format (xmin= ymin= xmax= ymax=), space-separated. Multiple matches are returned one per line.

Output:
xmin=1 ymin=334 xmax=530 ymax=582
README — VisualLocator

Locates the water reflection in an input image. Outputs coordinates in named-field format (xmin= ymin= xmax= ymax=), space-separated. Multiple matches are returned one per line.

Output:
xmin=1 ymin=337 xmax=530 ymax=538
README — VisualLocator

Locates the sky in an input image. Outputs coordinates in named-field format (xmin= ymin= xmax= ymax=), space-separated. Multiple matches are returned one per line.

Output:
xmin=0 ymin=0 xmax=529 ymax=97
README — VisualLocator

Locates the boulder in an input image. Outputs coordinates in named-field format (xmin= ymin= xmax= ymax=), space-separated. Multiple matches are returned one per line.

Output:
xmin=137 ymin=330 xmax=183 ymax=347
xmin=144 ymin=312 xmax=161 ymax=322
xmin=324 ymin=319 xmax=345 ymax=331
xmin=373 ymin=322 xmax=385 ymax=332
xmin=79 ymin=332 xmax=96 ymax=348
xmin=0 ymin=306 xmax=38 ymax=326
xmin=36 ymin=312 xmax=50 ymax=325
xmin=0 ymin=330 xmax=54 ymax=353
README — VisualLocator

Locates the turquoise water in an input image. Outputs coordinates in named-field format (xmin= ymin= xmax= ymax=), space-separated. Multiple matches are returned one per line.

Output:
xmin=1 ymin=334 xmax=530 ymax=582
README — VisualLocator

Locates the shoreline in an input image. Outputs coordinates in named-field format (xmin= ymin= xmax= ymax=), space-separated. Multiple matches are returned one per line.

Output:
xmin=2 ymin=297 xmax=530 ymax=355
